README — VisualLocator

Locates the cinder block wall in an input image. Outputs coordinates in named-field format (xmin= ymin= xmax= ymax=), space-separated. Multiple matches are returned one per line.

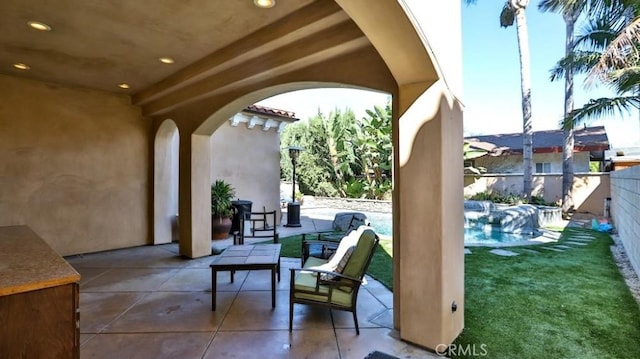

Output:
xmin=610 ymin=166 xmax=640 ymax=277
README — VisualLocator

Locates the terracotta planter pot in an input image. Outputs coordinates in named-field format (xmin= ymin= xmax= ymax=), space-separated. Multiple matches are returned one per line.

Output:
xmin=212 ymin=216 xmax=232 ymax=240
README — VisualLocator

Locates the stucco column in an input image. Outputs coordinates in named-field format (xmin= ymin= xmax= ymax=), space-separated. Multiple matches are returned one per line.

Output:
xmin=154 ymin=120 xmax=179 ymax=245
xmin=178 ymin=133 xmax=213 ymax=258
xmin=396 ymin=81 xmax=464 ymax=349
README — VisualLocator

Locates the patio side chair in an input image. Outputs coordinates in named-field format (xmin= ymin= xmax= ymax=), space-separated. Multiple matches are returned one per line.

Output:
xmin=233 ymin=207 xmax=279 ymax=244
xmin=289 ymin=226 xmax=379 ymax=334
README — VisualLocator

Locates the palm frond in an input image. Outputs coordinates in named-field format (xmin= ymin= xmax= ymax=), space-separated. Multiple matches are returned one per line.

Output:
xmin=588 ymin=16 xmax=640 ymax=80
xmin=586 ymin=0 xmax=631 ymax=20
xmin=562 ymin=95 xmax=640 ymax=129
xmin=575 ymin=16 xmax=621 ymax=50
xmin=550 ymin=50 xmax=602 ymax=81
xmin=607 ymin=66 xmax=640 ymax=92
xmin=538 ymin=0 xmax=569 ymax=13
xmin=538 ymin=0 xmax=584 ymax=17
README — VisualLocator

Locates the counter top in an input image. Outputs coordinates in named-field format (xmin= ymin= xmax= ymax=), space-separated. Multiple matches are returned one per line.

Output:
xmin=0 ymin=225 xmax=80 ymax=296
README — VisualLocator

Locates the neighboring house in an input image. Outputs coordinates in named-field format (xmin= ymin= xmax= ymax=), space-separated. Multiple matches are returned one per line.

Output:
xmin=211 ymin=105 xmax=298 ymax=225
xmin=605 ymin=147 xmax=640 ymax=171
xmin=465 ymin=126 xmax=610 ymax=173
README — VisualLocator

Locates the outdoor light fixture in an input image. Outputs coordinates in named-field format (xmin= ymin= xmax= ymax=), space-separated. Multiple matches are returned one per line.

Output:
xmin=27 ymin=21 xmax=52 ymax=31
xmin=159 ymin=57 xmax=175 ymax=64
xmin=254 ymin=0 xmax=276 ymax=9
xmin=285 ymin=146 xmax=303 ymax=227
xmin=13 ymin=63 xmax=30 ymax=70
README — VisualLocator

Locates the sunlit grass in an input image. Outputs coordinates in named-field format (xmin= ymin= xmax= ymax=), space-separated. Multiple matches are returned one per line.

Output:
xmin=454 ymin=228 xmax=640 ymax=358
xmin=280 ymin=227 xmax=640 ymax=358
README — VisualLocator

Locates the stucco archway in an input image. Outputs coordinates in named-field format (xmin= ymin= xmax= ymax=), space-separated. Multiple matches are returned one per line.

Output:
xmin=154 ymin=120 xmax=180 ymax=245
xmin=149 ymin=1 xmax=464 ymax=350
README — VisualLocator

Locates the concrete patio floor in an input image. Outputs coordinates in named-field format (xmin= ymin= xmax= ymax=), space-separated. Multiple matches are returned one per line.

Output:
xmin=67 ymin=214 xmax=437 ymax=359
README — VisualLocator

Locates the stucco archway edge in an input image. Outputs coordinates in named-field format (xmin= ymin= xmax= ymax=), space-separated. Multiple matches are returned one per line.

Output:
xmin=154 ymin=120 xmax=179 ymax=246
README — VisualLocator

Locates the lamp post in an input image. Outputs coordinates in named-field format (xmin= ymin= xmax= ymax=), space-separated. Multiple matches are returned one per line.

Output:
xmin=285 ymin=146 xmax=303 ymax=227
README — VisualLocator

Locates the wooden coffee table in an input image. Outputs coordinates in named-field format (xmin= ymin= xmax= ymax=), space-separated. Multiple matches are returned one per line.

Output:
xmin=210 ymin=243 xmax=281 ymax=311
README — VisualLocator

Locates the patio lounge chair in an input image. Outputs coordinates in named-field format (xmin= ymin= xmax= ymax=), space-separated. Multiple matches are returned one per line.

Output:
xmin=289 ymin=226 xmax=379 ymax=334
xmin=300 ymin=214 xmax=367 ymax=258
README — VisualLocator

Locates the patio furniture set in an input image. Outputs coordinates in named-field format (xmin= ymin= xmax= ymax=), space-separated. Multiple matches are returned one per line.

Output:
xmin=209 ymin=225 xmax=379 ymax=333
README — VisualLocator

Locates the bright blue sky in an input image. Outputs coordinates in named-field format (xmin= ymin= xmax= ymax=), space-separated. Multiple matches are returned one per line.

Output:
xmin=462 ymin=1 xmax=639 ymax=148
xmin=258 ymin=2 xmax=640 ymax=148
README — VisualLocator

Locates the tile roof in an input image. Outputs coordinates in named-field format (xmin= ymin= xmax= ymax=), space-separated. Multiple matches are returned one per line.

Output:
xmin=465 ymin=126 xmax=610 ymax=154
xmin=244 ymin=104 xmax=298 ymax=120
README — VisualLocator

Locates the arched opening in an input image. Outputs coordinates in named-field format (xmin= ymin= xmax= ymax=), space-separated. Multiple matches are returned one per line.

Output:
xmin=185 ymin=84 xmax=377 ymax=250
xmin=154 ymin=120 xmax=180 ymax=245
xmin=144 ymin=1 xmax=464 ymax=350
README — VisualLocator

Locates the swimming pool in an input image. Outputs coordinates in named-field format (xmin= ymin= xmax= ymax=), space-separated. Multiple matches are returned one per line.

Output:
xmin=303 ymin=208 xmax=540 ymax=245
xmin=463 ymin=227 xmax=540 ymax=245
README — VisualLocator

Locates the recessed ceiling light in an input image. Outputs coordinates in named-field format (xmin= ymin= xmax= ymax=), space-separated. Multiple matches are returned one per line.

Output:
xmin=27 ymin=21 xmax=52 ymax=31
xmin=254 ymin=0 xmax=275 ymax=8
xmin=13 ymin=63 xmax=30 ymax=70
xmin=118 ymin=83 xmax=130 ymax=89
xmin=159 ymin=57 xmax=174 ymax=64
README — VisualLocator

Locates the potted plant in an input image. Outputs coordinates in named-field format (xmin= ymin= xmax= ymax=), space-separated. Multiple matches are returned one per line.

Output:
xmin=211 ymin=179 xmax=235 ymax=240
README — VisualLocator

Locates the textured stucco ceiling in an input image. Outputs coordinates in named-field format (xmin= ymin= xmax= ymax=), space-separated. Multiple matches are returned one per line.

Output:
xmin=0 ymin=0 xmax=315 ymax=94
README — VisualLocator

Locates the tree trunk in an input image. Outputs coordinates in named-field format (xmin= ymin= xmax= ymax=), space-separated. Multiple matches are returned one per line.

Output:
xmin=514 ymin=5 xmax=533 ymax=199
xmin=562 ymin=11 xmax=578 ymax=217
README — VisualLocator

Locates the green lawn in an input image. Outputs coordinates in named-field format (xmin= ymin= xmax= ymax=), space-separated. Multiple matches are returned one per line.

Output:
xmin=455 ymin=228 xmax=640 ymax=358
xmin=279 ymin=227 xmax=640 ymax=358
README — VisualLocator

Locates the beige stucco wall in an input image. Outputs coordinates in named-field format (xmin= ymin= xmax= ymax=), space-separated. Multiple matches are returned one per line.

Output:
xmin=475 ymin=152 xmax=590 ymax=173
xmin=464 ymin=173 xmax=611 ymax=215
xmin=610 ymin=166 xmax=640 ymax=278
xmin=0 ymin=75 xmax=149 ymax=255
xmin=210 ymin=121 xmax=282 ymax=226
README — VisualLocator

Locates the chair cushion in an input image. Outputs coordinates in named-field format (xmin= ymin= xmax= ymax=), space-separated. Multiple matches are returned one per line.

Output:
xmin=319 ymin=246 xmax=354 ymax=281
xmin=293 ymin=272 xmax=353 ymax=307
xmin=342 ymin=228 xmax=377 ymax=279
xmin=323 ymin=227 xmax=362 ymax=268
xmin=303 ymin=256 xmax=328 ymax=269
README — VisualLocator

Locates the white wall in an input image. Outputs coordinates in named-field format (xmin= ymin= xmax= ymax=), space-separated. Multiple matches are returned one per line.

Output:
xmin=610 ymin=166 xmax=640 ymax=278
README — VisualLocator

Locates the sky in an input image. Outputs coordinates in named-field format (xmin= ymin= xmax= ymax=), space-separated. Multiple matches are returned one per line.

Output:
xmin=257 ymin=2 xmax=640 ymax=149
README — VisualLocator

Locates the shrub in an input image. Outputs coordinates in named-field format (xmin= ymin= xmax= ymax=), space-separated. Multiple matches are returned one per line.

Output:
xmin=467 ymin=191 xmax=558 ymax=207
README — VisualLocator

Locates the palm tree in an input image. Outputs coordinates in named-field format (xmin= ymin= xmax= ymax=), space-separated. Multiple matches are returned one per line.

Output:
xmin=554 ymin=1 xmax=640 ymax=127
xmin=500 ymin=0 xmax=534 ymax=199
xmin=466 ymin=0 xmax=534 ymax=199
xmin=539 ymin=0 xmax=583 ymax=217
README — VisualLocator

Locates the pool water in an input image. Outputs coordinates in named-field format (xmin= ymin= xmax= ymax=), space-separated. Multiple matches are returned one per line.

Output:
xmin=463 ymin=227 xmax=539 ymax=245
xmin=364 ymin=212 xmax=392 ymax=236
xmin=305 ymin=208 xmax=538 ymax=245
xmin=365 ymin=212 xmax=537 ymax=245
